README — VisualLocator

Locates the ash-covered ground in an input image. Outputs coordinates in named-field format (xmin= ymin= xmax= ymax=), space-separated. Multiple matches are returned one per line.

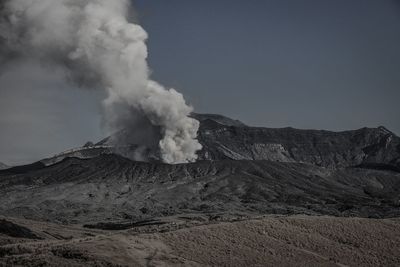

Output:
xmin=0 ymin=215 xmax=399 ymax=266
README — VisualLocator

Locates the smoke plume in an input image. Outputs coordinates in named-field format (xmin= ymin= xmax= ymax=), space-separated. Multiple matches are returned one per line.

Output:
xmin=0 ymin=0 xmax=202 ymax=163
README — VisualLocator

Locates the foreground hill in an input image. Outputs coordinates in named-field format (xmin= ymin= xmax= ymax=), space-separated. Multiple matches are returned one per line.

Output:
xmin=0 ymin=215 xmax=399 ymax=266
xmin=1 ymin=154 xmax=399 ymax=224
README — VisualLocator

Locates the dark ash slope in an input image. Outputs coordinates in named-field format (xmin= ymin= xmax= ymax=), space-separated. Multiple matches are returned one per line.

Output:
xmin=1 ymin=155 xmax=399 ymax=224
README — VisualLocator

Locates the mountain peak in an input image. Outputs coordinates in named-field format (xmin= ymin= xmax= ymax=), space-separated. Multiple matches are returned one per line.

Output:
xmin=0 ymin=162 xmax=8 ymax=170
xmin=190 ymin=113 xmax=247 ymax=127
xmin=39 ymin=113 xmax=400 ymax=171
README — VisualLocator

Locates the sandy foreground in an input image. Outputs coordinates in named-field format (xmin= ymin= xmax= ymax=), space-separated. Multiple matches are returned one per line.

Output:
xmin=0 ymin=215 xmax=399 ymax=266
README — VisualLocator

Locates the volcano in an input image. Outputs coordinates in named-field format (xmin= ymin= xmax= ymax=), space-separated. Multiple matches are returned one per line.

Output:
xmin=1 ymin=114 xmax=400 ymax=266
xmin=42 ymin=113 xmax=400 ymax=171
xmin=0 ymin=113 xmax=399 ymax=224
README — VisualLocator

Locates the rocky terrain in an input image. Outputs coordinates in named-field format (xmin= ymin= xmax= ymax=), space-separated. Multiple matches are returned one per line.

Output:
xmin=1 ymin=153 xmax=399 ymax=224
xmin=0 ymin=113 xmax=399 ymax=266
xmin=195 ymin=115 xmax=400 ymax=170
xmin=0 ymin=215 xmax=399 ymax=266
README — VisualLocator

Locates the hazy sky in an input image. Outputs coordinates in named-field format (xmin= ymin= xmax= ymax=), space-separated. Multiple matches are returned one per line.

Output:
xmin=1 ymin=0 xmax=399 ymax=165
xmin=135 ymin=0 xmax=400 ymax=131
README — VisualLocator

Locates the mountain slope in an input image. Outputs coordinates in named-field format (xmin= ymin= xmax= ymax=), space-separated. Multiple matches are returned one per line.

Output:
xmin=5 ymin=113 xmax=398 ymax=225
xmin=1 ymin=155 xmax=399 ymax=224
xmin=0 ymin=162 xmax=8 ymax=170
xmin=197 ymin=119 xmax=400 ymax=170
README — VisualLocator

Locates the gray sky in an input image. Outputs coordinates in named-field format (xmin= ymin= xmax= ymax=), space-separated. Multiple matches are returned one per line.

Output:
xmin=1 ymin=0 xmax=399 ymax=165
xmin=0 ymin=61 xmax=104 ymax=165
xmin=135 ymin=0 xmax=400 ymax=132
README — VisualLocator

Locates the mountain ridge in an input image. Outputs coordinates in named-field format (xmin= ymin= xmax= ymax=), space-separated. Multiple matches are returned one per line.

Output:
xmin=197 ymin=117 xmax=400 ymax=170
xmin=40 ymin=113 xmax=400 ymax=171
xmin=0 ymin=162 xmax=8 ymax=170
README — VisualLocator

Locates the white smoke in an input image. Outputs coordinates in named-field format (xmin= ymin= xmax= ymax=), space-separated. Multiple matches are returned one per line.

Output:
xmin=0 ymin=0 xmax=202 ymax=163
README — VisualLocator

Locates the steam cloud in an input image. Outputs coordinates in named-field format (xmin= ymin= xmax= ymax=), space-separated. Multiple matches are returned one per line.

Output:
xmin=0 ymin=0 xmax=202 ymax=163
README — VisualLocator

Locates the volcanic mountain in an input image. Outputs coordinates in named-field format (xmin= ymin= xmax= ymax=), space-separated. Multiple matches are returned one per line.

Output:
xmin=43 ymin=113 xmax=400 ymax=171
xmin=0 ymin=114 xmax=399 ymax=224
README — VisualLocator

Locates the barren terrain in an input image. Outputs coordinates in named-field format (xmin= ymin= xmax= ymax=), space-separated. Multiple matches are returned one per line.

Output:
xmin=1 ymin=155 xmax=399 ymax=224
xmin=0 ymin=215 xmax=399 ymax=266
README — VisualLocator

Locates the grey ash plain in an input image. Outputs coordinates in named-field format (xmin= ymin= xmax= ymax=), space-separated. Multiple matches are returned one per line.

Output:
xmin=0 ymin=113 xmax=399 ymax=266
